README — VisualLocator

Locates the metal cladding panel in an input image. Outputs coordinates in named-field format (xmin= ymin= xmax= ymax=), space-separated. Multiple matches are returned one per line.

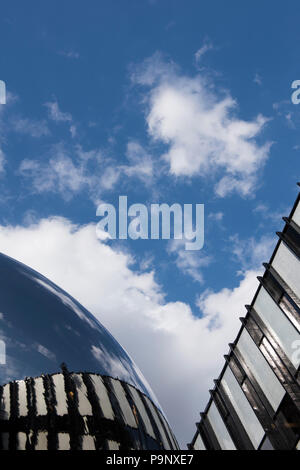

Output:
xmin=0 ymin=252 xmax=158 ymax=407
xmin=0 ymin=371 xmax=179 ymax=451
xmin=292 ymin=200 xmax=300 ymax=228
xmin=193 ymin=433 xmax=206 ymax=450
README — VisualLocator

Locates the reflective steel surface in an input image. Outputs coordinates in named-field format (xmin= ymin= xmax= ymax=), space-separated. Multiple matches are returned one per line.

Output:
xmin=0 ymin=252 xmax=158 ymax=405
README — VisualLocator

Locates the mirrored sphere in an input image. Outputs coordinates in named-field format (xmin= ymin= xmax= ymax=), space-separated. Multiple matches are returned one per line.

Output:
xmin=0 ymin=252 xmax=157 ymax=404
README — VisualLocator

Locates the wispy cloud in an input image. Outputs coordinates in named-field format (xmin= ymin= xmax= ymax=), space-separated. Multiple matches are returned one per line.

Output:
xmin=197 ymin=269 xmax=260 ymax=329
xmin=194 ymin=39 xmax=214 ymax=65
xmin=253 ymin=73 xmax=262 ymax=86
xmin=272 ymin=99 xmax=298 ymax=129
xmin=208 ymin=211 xmax=224 ymax=222
xmin=18 ymin=139 xmax=155 ymax=202
xmin=229 ymin=233 xmax=275 ymax=274
xmin=168 ymin=238 xmax=212 ymax=282
xmin=45 ymin=99 xmax=78 ymax=138
xmin=122 ymin=141 xmax=154 ymax=184
xmin=34 ymin=343 xmax=56 ymax=361
xmin=58 ymin=50 xmax=80 ymax=59
xmin=0 ymin=148 xmax=5 ymax=175
xmin=12 ymin=117 xmax=50 ymax=138
xmin=253 ymin=202 xmax=289 ymax=225
xmin=45 ymin=100 xmax=72 ymax=123
xmin=19 ymin=143 xmax=102 ymax=201
xmin=98 ymin=141 xmax=155 ymax=190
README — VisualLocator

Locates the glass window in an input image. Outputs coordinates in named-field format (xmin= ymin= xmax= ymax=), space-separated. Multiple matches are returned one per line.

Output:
xmin=279 ymin=295 xmax=300 ymax=332
xmin=237 ymin=329 xmax=285 ymax=411
xmin=207 ymin=401 xmax=236 ymax=450
xmin=292 ymin=201 xmax=300 ymax=229
xmin=254 ymin=287 xmax=300 ymax=368
xmin=260 ymin=436 xmax=274 ymax=450
xmin=221 ymin=367 xmax=264 ymax=449
xmin=193 ymin=433 xmax=206 ymax=450
xmin=272 ymin=242 xmax=300 ymax=300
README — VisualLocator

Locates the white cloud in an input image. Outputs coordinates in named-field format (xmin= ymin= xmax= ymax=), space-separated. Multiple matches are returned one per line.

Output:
xmin=12 ymin=117 xmax=50 ymax=137
xmin=0 ymin=99 xmax=7 ymax=174
xmin=70 ymin=124 xmax=77 ymax=138
xmin=253 ymin=73 xmax=262 ymax=86
xmin=19 ymin=154 xmax=89 ymax=199
xmin=45 ymin=100 xmax=72 ymax=123
xmin=18 ymin=144 xmax=103 ymax=201
xmin=0 ymin=217 xmax=261 ymax=446
xmin=168 ymin=238 xmax=212 ymax=282
xmin=196 ymin=269 xmax=260 ymax=329
xmin=44 ymin=100 xmax=76 ymax=139
xmin=132 ymin=54 xmax=271 ymax=197
xmin=253 ymin=202 xmax=289 ymax=226
xmin=122 ymin=141 xmax=154 ymax=184
xmin=230 ymin=233 xmax=275 ymax=273
xmin=194 ymin=40 xmax=214 ymax=65
xmin=99 ymin=166 xmax=121 ymax=191
xmin=208 ymin=211 xmax=224 ymax=222
xmin=34 ymin=343 xmax=56 ymax=361
xmin=59 ymin=50 xmax=80 ymax=59
xmin=0 ymin=148 xmax=5 ymax=174
xmin=18 ymin=140 xmax=155 ymax=200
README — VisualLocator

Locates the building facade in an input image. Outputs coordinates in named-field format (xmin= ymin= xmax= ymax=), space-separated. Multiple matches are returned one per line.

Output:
xmin=189 ymin=185 xmax=300 ymax=450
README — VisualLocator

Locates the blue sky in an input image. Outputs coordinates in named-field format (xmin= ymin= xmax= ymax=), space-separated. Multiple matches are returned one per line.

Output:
xmin=0 ymin=0 xmax=299 ymax=447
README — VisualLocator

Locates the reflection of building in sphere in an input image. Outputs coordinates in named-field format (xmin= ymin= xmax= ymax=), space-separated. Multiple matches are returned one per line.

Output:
xmin=0 ymin=370 xmax=177 ymax=450
xmin=0 ymin=253 xmax=178 ymax=450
